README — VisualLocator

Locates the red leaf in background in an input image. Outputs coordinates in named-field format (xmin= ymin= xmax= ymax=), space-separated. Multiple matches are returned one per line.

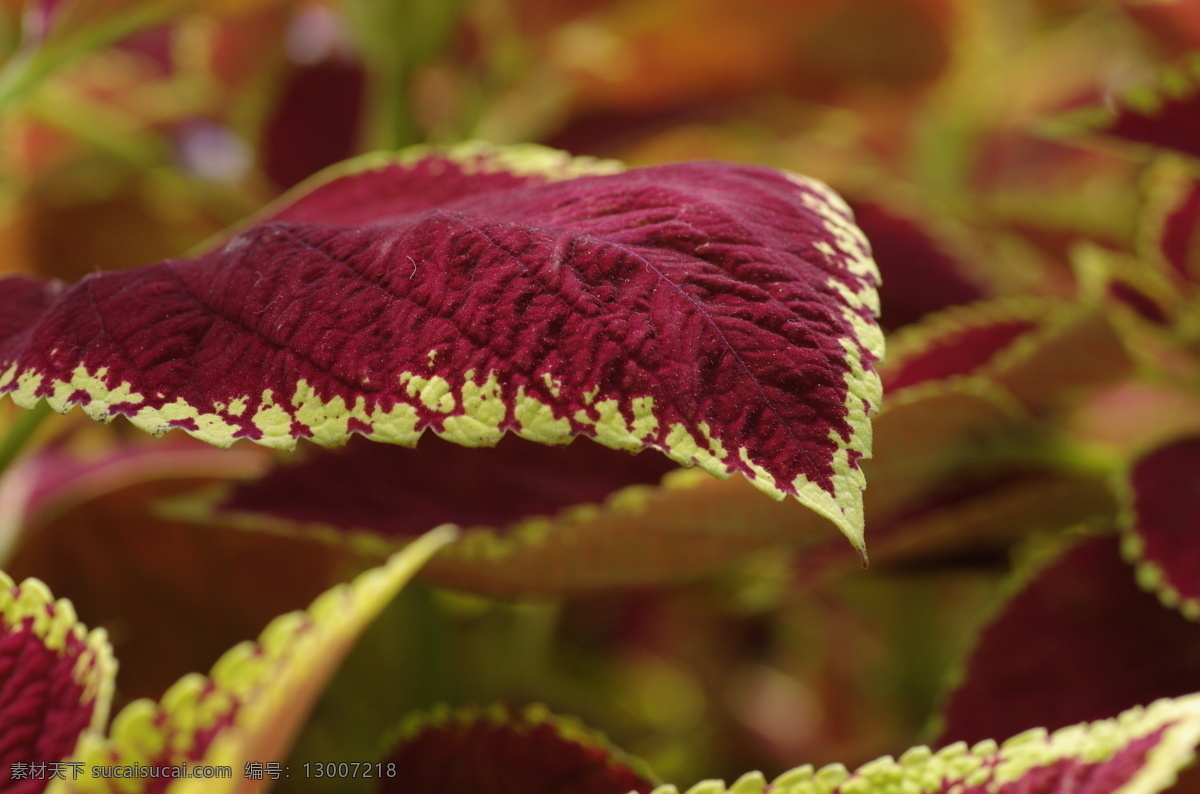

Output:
xmin=938 ymin=534 xmax=1200 ymax=748
xmin=220 ymin=434 xmax=675 ymax=537
xmin=846 ymin=201 xmax=985 ymax=332
xmin=1124 ymin=436 xmax=1200 ymax=620
xmin=0 ymin=144 xmax=883 ymax=549
xmin=261 ymin=60 xmax=366 ymax=190
xmin=377 ymin=705 xmax=656 ymax=794
xmin=1091 ymin=58 xmax=1200 ymax=160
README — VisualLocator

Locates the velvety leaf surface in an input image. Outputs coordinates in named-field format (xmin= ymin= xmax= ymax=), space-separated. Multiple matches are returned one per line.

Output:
xmin=0 ymin=142 xmax=883 ymax=550
xmin=50 ymin=528 xmax=454 ymax=794
xmin=0 ymin=573 xmax=115 ymax=794
xmin=652 ymin=693 xmax=1200 ymax=794
xmin=1122 ymin=436 xmax=1200 ymax=620
xmin=376 ymin=704 xmax=657 ymax=794
xmin=938 ymin=535 xmax=1200 ymax=747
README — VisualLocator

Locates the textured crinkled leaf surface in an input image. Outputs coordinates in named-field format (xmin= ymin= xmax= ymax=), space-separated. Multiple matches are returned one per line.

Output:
xmin=378 ymin=704 xmax=657 ymax=794
xmin=0 ymin=143 xmax=883 ymax=550
xmin=0 ymin=573 xmax=115 ymax=794
xmin=47 ymin=528 xmax=454 ymax=794
xmin=655 ymin=692 xmax=1200 ymax=794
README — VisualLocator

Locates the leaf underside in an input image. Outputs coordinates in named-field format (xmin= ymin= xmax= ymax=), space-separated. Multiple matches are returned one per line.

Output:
xmin=0 ymin=143 xmax=883 ymax=550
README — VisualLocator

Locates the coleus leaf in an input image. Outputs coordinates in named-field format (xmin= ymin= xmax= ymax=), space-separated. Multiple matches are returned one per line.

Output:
xmin=1081 ymin=55 xmax=1200 ymax=161
xmin=1137 ymin=157 xmax=1200 ymax=289
xmin=1121 ymin=436 xmax=1200 ymax=621
xmin=938 ymin=535 xmax=1200 ymax=747
xmin=0 ymin=142 xmax=884 ymax=551
xmin=51 ymin=527 xmax=454 ymax=794
xmin=175 ymin=381 xmax=1042 ymax=594
xmin=653 ymin=692 xmax=1200 ymax=794
xmin=881 ymin=297 xmax=1134 ymax=413
xmin=376 ymin=703 xmax=657 ymax=794
xmin=845 ymin=200 xmax=985 ymax=332
xmin=0 ymin=572 xmax=115 ymax=794
xmin=0 ymin=438 xmax=347 ymax=701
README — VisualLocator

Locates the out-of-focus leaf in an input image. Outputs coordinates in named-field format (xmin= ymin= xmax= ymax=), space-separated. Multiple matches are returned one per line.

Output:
xmin=1063 ymin=54 xmax=1200 ymax=161
xmin=376 ymin=703 xmax=657 ymax=794
xmin=656 ymin=691 xmax=1200 ymax=794
xmin=1138 ymin=157 xmax=1200 ymax=289
xmin=185 ymin=380 xmax=1056 ymax=594
xmin=880 ymin=299 xmax=1045 ymax=394
xmin=260 ymin=59 xmax=365 ymax=190
xmin=882 ymin=297 xmax=1135 ymax=414
xmin=0 ymin=572 xmax=115 ymax=794
xmin=938 ymin=534 xmax=1200 ymax=747
xmin=845 ymin=200 xmax=986 ymax=332
xmin=0 ymin=142 xmax=884 ymax=551
xmin=48 ymin=527 xmax=454 ymax=794
xmin=0 ymin=439 xmax=345 ymax=700
xmin=1122 ymin=436 xmax=1200 ymax=621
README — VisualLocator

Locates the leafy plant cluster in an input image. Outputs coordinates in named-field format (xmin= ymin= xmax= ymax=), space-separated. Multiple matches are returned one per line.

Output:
xmin=2 ymin=1 xmax=1200 ymax=793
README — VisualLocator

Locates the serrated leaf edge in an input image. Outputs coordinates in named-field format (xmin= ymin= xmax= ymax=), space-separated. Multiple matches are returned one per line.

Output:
xmin=648 ymin=693 xmax=1200 ymax=794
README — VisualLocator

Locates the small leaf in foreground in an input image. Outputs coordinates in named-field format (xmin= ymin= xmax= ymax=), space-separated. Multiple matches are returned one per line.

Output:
xmin=0 ymin=573 xmax=115 ymax=794
xmin=1122 ymin=435 xmax=1200 ymax=620
xmin=0 ymin=143 xmax=883 ymax=551
xmin=939 ymin=535 xmax=1200 ymax=747
xmin=50 ymin=527 xmax=455 ymax=794
xmin=654 ymin=692 xmax=1200 ymax=794
xmin=377 ymin=704 xmax=657 ymax=794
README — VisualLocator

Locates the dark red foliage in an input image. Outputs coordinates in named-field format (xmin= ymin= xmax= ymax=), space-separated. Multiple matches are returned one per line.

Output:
xmin=938 ymin=535 xmax=1200 ymax=747
xmin=221 ymin=434 xmax=676 ymax=536
xmin=261 ymin=61 xmax=366 ymax=190
xmin=849 ymin=201 xmax=985 ymax=331
xmin=1129 ymin=437 xmax=1200 ymax=607
xmin=0 ymin=617 xmax=93 ymax=794
xmin=885 ymin=320 xmax=1036 ymax=392
xmin=377 ymin=714 xmax=655 ymax=794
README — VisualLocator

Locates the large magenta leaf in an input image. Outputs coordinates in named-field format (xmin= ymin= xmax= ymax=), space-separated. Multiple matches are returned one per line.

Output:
xmin=377 ymin=704 xmax=657 ymax=794
xmin=0 ymin=143 xmax=883 ymax=550
xmin=1122 ymin=436 xmax=1200 ymax=620
xmin=938 ymin=535 xmax=1200 ymax=747
xmin=651 ymin=692 xmax=1200 ymax=794
xmin=0 ymin=572 xmax=115 ymax=794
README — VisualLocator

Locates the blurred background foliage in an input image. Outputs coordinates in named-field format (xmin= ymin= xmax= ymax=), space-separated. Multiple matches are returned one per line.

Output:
xmin=2 ymin=0 xmax=1199 ymax=789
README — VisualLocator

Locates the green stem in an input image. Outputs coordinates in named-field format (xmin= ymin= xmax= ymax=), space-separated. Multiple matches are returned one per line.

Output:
xmin=0 ymin=0 xmax=190 ymax=114
xmin=0 ymin=402 xmax=51 ymax=475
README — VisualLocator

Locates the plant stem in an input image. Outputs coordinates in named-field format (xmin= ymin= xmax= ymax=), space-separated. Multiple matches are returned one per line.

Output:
xmin=0 ymin=402 xmax=51 ymax=475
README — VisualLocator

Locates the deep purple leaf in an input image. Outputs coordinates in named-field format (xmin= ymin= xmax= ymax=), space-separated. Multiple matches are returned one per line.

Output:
xmin=0 ymin=144 xmax=883 ymax=549
xmin=1124 ymin=436 xmax=1200 ymax=619
xmin=938 ymin=535 xmax=1200 ymax=747
xmin=377 ymin=705 xmax=656 ymax=794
